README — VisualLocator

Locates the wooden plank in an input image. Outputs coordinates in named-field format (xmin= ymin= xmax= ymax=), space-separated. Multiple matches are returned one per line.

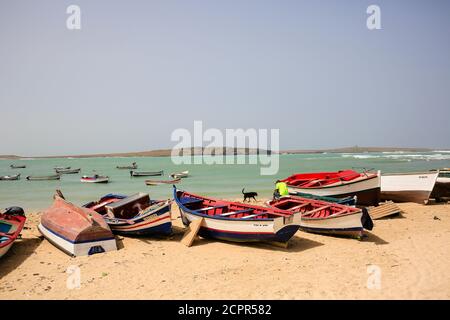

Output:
xmin=368 ymin=201 xmax=402 ymax=220
xmin=181 ymin=218 xmax=204 ymax=247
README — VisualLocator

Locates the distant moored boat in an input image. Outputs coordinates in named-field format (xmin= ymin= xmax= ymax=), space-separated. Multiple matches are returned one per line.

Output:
xmin=130 ymin=170 xmax=163 ymax=177
xmin=10 ymin=164 xmax=26 ymax=169
xmin=81 ymin=175 xmax=109 ymax=183
xmin=55 ymin=168 xmax=81 ymax=174
xmin=26 ymin=174 xmax=61 ymax=181
xmin=116 ymin=162 xmax=138 ymax=170
xmin=145 ymin=178 xmax=181 ymax=186
xmin=0 ymin=174 xmax=21 ymax=181
xmin=170 ymin=170 xmax=189 ymax=179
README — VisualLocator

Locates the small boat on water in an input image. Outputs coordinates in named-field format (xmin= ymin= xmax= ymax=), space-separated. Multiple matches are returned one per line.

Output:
xmin=80 ymin=175 xmax=109 ymax=183
xmin=55 ymin=168 xmax=81 ymax=174
xmin=0 ymin=174 xmax=21 ymax=181
xmin=266 ymin=196 xmax=372 ymax=238
xmin=430 ymin=169 xmax=450 ymax=201
xmin=130 ymin=170 xmax=164 ymax=177
xmin=145 ymin=178 xmax=181 ymax=186
xmin=84 ymin=193 xmax=172 ymax=236
xmin=174 ymin=186 xmax=301 ymax=243
xmin=38 ymin=191 xmax=117 ymax=256
xmin=287 ymin=191 xmax=357 ymax=206
xmin=26 ymin=174 xmax=61 ymax=181
xmin=117 ymin=162 xmax=138 ymax=170
xmin=10 ymin=164 xmax=26 ymax=169
xmin=380 ymin=171 xmax=439 ymax=204
xmin=0 ymin=207 xmax=26 ymax=259
xmin=281 ymin=169 xmax=381 ymax=206
xmin=54 ymin=166 xmax=70 ymax=170
xmin=170 ymin=170 xmax=189 ymax=178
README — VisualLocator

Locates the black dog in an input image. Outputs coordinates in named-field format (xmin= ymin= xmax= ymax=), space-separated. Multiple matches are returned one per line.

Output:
xmin=242 ymin=188 xmax=258 ymax=202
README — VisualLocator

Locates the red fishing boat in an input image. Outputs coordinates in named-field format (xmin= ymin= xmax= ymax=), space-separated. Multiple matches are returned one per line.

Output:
xmin=267 ymin=196 xmax=373 ymax=238
xmin=38 ymin=192 xmax=117 ymax=256
xmin=0 ymin=207 xmax=26 ymax=258
xmin=281 ymin=169 xmax=381 ymax=206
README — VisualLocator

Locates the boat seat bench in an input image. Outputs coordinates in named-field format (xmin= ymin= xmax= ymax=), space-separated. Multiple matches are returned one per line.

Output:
xmin=219 ymin=209 xmax=253 ymax=217
xmin=195 ymin=205 xmax=228 ymax=213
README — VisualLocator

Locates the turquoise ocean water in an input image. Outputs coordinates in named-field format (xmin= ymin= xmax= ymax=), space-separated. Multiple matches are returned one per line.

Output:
xmin=1 ymin=152 xmax=449 ymax=210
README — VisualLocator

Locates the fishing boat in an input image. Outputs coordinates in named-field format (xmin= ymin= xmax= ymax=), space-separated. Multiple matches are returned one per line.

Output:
xmin=266 ymin=196 xmax=372 ymax=238
xmin=430 ymin=169 xmax=450 ymax=201
xmin=26 ymin=174 xmax=61 ymax=181
xmin=10 ymin=164 xmax=26 ymax=169
xmin=287 ymin=191 xmax=357 ymax=206
xmin=170 ymin=170 xmax=189 ymax=178
xmin=80 ymin=175 xmax=109 ymax=183
xmin=173 ymin=186 xmax=301 ymax=243
xmin=116 ymin=162 xmax=137 ymax=170
xmin=145 ymin=178 xmax=181 ymax=186
xmin=0 ymin=207 xmax=26 ymax=259
xmin=55 ymin=168 xmax=81 ymax=174
xmin=381 ymin=171 xmax=439 ymax=204
xmin=38 ymin=192 xmax=117 ymax=256
xmin=281 ymin=169 xmax=381 ymax=206
xmin=84 ymin=193 xmax=172 ymax=236
xmin=54 ymin=166 xmax=70 ymax=170
xmin=0 ymin=174 xmax=21 ymax=181
xmin=130 ymin=170 xmax=164 ymax=177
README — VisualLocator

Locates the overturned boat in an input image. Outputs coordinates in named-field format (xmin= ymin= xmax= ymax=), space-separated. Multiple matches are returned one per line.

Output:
xmin=267 ymin=196 xmax=372 ymax=238
xmin=174 ymin=186 xmax=301 ymax=243
xmin=38 ymin=192 xmax=117 ymax=256
xmin=84 ymin=193 xmax=172 ymax=236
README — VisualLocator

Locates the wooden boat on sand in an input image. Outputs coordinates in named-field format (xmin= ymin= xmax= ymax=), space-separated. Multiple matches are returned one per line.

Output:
xmin=117 ymin=162 xmax=137 ymax=170
xmin=84 ymin=193 xmax=172 ymax=236
xmin=287 ymin=191 xmax=356 ymax=206
xmin=80 ymin=175 xmax=109 ymax=183
xmin=130 ymin=170 xmax=163 ymax=177
xmin=380 ymin=171 xmax=439 ymax=204
xmin=430 ymin=169 xmax=450 ymax=201
xmin=55 ymin=168 xmax=81 ymax=174
xmin=0 ymin=174 xmax=21 ymax=181
xmin=145 ymin=178 xmax=181 ymax=186
xmin=173 ymin=186 xmax=301 ymax=243
xmin=38 ymin=192 xmax=117 ymax=256
xmin=10 ymin=164 xmax=26 ymax=169
xmin=267 ymin=196 xmax=373 ymax=238
xmin=26 ymin=174 xmax=61 ymax=181
xmin=281 ymin=169 xmax=381 ymax=206
xmin=0 ymin=207 xmax=26 ymax=258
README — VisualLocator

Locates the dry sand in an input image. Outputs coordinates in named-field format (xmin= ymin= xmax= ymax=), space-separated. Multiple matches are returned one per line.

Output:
xmin=1 ymin=200 xmax=449 ymax=300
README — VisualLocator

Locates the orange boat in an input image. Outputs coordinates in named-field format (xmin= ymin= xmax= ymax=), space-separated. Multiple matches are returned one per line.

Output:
xmin=38 ymin=192 xmax=117 ymax=256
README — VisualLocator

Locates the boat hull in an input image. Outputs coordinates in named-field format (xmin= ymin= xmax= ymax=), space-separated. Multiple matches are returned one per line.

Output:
xmin=81 ymin=177 xmax=109 ymax=183
xmin=0 ymin=243 xmax=13 ymax=258
xmin=105 ymin=201 xmax=173 ymax=236
xmin=380 ymin=172 xmax=438 ymax=204
xmin=299 ymin=211 xmax=364 ymax=237
xmin=38 ymin=223 xmax=117 ymax=256
xmin=287 ymin=175 xmax=380 ymax=206
xmin=178 ymin=208 xmax=300 ymax=243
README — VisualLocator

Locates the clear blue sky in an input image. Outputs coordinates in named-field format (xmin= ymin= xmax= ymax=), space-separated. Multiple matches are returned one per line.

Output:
xmin=1 ymin=0 xmax=449 ymax=156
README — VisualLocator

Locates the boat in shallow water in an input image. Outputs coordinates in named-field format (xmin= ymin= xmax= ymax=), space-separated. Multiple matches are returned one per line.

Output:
xmin=10 ymin=164 xmax=26 ymax=169
xmin=130 ymin=170 xmax=164 ymax=177
xmin=170 ymin=170 xmax=189 ymax=178
xmin=26 ymin=174 xmax=61 ymax=181
xmin=173 ymin=186 xmax=301 ymax=243
xmin=55 ymin=168 xmax=81 ymax=174
xmin=281 ymin=169 xmax=381 ymax=206
xmin=0 ymin=174 xmax=21 ymax=181
xmin=38 ymin=192 xmax=117 ymax=256
xmin=266 ymin=196 xmax=373 ymax=238
xmin=84 ymin=193 xmax=172 ymax=236
xmin=0 ymin=207 xmax=26 ymax=259
xmin=80 ymin=175 xmax=109 ymax=183
xmin=117 ymin=162 xmax=138 ymax=170
xmin=145 ymin=178 xmax=181 ymax=186
xmin=380 ymin=171 xmax=439 ymax=204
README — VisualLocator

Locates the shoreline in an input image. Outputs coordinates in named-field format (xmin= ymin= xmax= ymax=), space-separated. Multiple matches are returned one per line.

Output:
xmin=1 ymin=200 xmax=449 ymax=299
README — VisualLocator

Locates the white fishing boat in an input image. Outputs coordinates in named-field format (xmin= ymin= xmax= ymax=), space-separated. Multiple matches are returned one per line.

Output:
xmin=170 ymin=170 xmax=189 ymax=178
xmin=380 ymin=171 xmax=439 ymax=204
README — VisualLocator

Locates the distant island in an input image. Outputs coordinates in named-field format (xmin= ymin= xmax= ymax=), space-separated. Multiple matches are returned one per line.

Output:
xmin=1 ymin=146 xmax=448 ymax=160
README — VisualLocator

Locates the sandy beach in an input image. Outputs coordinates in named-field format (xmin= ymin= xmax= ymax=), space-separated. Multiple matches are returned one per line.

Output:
xmin=1 ymin=200 xmax=449 ymax=300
